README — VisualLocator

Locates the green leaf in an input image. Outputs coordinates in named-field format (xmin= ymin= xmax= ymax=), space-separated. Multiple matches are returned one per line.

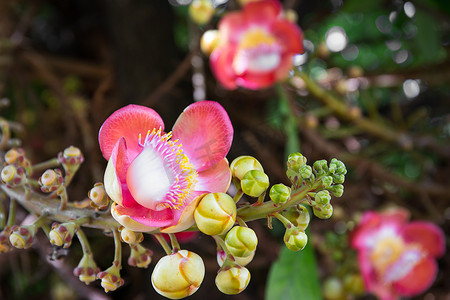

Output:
xmin=266 ymin=240 xmax=322 ymax=300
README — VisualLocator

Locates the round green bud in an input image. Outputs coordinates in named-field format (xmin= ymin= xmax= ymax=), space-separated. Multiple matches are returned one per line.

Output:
xmin=194 ymin=193 xmax=236 ymax=236
xmin=332 ymin=174 xmax=345 ymax=184
xmin=343 ymin=274 xmax=365 ymax=296
xmin=313 ymin=160 xmax=328 ymax=176
xmin=217 ymin=250 xmax=255 ymax=267
xmin=282 ymin=205 xmax=310 ymax=231
xmin=287 ymin=152 xmax=307 ymax=172
xmin=215 ymin=266 xmax=250 ymax=295
xmin=241 ymin=170 xmax=269 ymax=197
xmin=313 ymin=204 xmax=333 ymax=219
xmin=330 ymin=158 xmax=347 ymax=175
xmin=283 ymin=228 xmax=308 ymax=251
xmin=323 ymin=277 xmax=344 ymax=300
xmin=315 ymin=190 xmax=331 ymax=205
xmin=328 ymin=184 xmax=344 ymax=197
xmin=269 ymin=184 xmax=291 ymax=204
xmin=298 ymin=165 xmax=312 ymax=179
xmin=230 ymin=156 xmax=264 ymax=181
xmin=321 ymin=176 xmax=333 ymax=187
xmin=225 ymin=226 xmax=258 ymax=258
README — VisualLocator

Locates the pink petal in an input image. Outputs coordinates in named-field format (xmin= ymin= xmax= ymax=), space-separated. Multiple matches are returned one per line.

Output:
xmin=195 ymin=158 xmax=231 ymax=193
xmin=111 ymin=202 xmax=160 ymax=232
xmin=172 ymin=101 xmax=233 ymax=172
xmin=392 ymin=256 xmax=437 ymax=297
xmin=237 ymin=70 xmax=276 ymax=89
xmin=243 ymin=0 xmax=281 ymax=25
xmin=99 ymin=104 xmax=164 ymax=161
xmin=401 ymin=221 xmax=446 ymax=258
xmin=270 ymin=20 xmax=303 ymax=54
xmin=274 ymin=54 xmax=295 ymax=81
xmin=210 ymin=46 xmax=239 ymax=90
xmin=112 ymin=202 xmax=174 ymax=229
xmin=218 ymin=12 xmax=247 ymax=45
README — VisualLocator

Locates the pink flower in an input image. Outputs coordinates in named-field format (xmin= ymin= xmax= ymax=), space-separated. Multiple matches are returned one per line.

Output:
xmin=350 ymin=209 xmax=445 ymax=300
xmin=99 ymin=101 xmax=233 ymax=233
xmin=210 ymin=0 xmax=303 ymax=90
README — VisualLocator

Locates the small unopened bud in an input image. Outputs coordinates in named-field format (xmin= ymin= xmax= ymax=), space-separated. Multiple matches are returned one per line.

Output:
xmin=1 ymin=165 xmax=26 ymax=187
xmin=313 ymin=204 xmax=333 ymax=219
xmin=332 ymin=174 xmax=345 ymax=184
xmin=330 ymin=158 xmax=347 ymax=175
xmin=5 ymin=148 xmax=26 ymax=165
xmin=225 ymin=226 xmax=258 ymax=258
xmin=152 ymin=250 xmax=205 ymax=299
xmin=321 ymin=176 xmax=333 ymax=187
xmin=315 ymin=190 xmax=331 ymax=205
xmin=284 ymin=228 xmax=308 ymax=252
xmin=313 ymin=160 xmax=328 ymax=176
xmin=49 ymin=222 xmax=78 ymax=248
xmin=58 ymin=146 xmax=84 ymax=166
xmin=282 ymin=205 xmax=310 ymax=231
xmin=194 ymin=193 xmax=236 ymax=236
xmin=217 ymin=250 xmax=255 ymax=267
xmin=269 ymin=184 xmax=291 ymax=205
xmin=120 ymin=228 xmax=143 ymax=245
xmin=189 ymin=0 xmax=215 ymax=25
xmin=200 ymin=30 xmax=220 ymax=56
xmin=287 ymin=152 xmax=307 ymax=172
xmin=97 ymin=263 xmax=124 ymax=293
xmin=128 ymin=243 xmax=153 ymax=268
xmin=230 ymin=156 xmax=264 ymax=181
xmin=323 ymin=277 xmax=344 ymax=300
xmin=73 ymin=253 xmax=100 ymax=285
xmin=298 ymin=165 xmax=312 ymax=180
xmin=9 ymin=225 xmax=36 ymax=249
xmin=39 ymin=169 xmax=63 ymax=192
xmin=88 ymin=183 xmax=110 ymax=209
xmin=328 ymin=184 xmax=344 ymax=197
xmin=0 ymin=226 xmax=13 ymax=253
xmin=241 ymin=170 xmax=269 ymax=197
xmin=343 ymin=274 xmax=365 ymax=296
xmin=215 ymin=266 xmax=250 ymax=295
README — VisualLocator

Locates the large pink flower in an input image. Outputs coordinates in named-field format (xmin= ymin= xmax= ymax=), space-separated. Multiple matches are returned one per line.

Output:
xmin=99 ymin=101 xmax=233 ymax=233
xmin=210 ymin=0 xmax=303 ymax=90
xmin=350 ymin=209 xmax=445 ymax=300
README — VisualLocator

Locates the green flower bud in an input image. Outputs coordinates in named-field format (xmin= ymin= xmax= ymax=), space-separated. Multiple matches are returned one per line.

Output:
xmin=298 ymin=165 xmax=312 ymax=180
xmin=287 ymin=152 xmax=307 ymax=172
xmin=230 ymin=156 xmax=264 ymax=181
xmin=194 ymin=193 xmax=236 ymax=236
xmin=73 ymin=253 xmax=100 ymax=285
xmin=315 ymin=190 xmax=331 ymax=205
xmin=269 ymin=184 xmax=291 ymax=205
xmin=215 ymin=266 xmax=250 ymax=295
xmin=39 ymin=169 xmax=63 ymax=193
xmin=217 ymin=250 xmax=255 ymax=267
xmin=152 ymin=250 xmax=205 ymax=299
xmin=225 ymin=226 xmax=258 ymax=258
xmin=313 ymin=160 xmax=328 ymax=176
xmin=284 ymin=228 xmax=308 ymax=251
xmin=323 ymin=277 xmax=344 ymax=300
xmin=313 ymin=204 xmax=333 ymax=219
xmin=97 ymin=263 xmax=124 ymax=293
xmin=321 ymin=176 xmax=333 ymax=187
xmin=332 ymin=174 xmax=345 ymax=184
xmin=189 ymin=0 xmax=215 ymax=25
xmin=241 ymin=170 xmax=269 ymax=197
xmin=282 ymin=205 xmax=310 ymax=231
xmin=128 ymin=243 xmax=152 ymax=268
xmin=330 ymin=158 xmax=347 ymax=175
xmin=328 ymin=184 xmax=344 ymax=197
xmin=49 ymin=222 xmax=78 ymax=248
xmin=88 ymin=182 xmax=110 ymax=209
xmin=119 ymin=227 xmax=143 ymax=245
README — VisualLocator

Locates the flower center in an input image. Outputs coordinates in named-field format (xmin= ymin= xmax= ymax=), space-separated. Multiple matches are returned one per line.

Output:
xmin=239 ymin=28 xmax=277 ymax=50
xmin=370 ymin=236 xmax=405 ymax=275
xmin=126 ymin=128 xmax=198 ymax=211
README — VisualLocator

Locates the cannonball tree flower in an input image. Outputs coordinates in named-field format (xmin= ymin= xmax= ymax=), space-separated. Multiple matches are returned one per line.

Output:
xmin=350 ymin=209 xmax=445 ymax=300
xmin=210 ymin=0 xmax=303 ymax=90
xmin=99 ymin=101 xmax=233 ymax=233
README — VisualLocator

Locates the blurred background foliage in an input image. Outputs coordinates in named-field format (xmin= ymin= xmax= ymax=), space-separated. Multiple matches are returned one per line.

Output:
xmin=0 ymin=0 xmax=449 ymax=299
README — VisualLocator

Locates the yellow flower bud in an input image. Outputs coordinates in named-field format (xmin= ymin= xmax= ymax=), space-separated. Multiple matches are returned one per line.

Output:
xmin=73 ymin=253 xmax=100 ymax=285
xmin=49 ymin=222 xmax=78 ymax=248
xmin=97 ymin=264 xmax=124 ymax=293
xmin=230 ymin=156 xmax=264 ymax=181
xmin=128 ymin=243 xmax=152 ymax=268
xmin=200 ymin=30 xmax=220 ymax=56
xmin=189 ymin=0 xmax=214 ymax=25
xmin=225 ymin=226 xmax=258 ymax=258
xmin=284 ymin=228 xmax=308 ymax=252
xmin=282 ymin=205 xmax=310 ymax=231
xmin=1 ymin=165 xmax=16 ymax=183
xmin=39 ymin=169 xmax=63 ymax=192
xmin=152 ymin=250 xmax=205 ymax=299
xmin=9 ymin=225 xmax=35 ymax=249
xmin=120 ymin=228 xmax=143 ymax=245
xmin=217 ymin=250 xmax=255 ymax=267
xmin=59 ymin=145 xmax=84 ymax=165
xmin=88 ymin=183 xmax=110 ymax=209
xmin=194 ymin=193 xmax=236 ymax=236
xmin=241 ymin=170 xmax=269 ymax=197
xmin=215 ymin=266 xmax=250 ymax=295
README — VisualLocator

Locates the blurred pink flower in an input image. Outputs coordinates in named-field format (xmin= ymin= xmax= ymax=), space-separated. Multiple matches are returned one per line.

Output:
xmin=210 ymin=0 xmax=303 ymax=90
xmin=99 ymin=101 xmax=233 ymax=233
xmin=350 ymin=209 xmax=445 ymax=300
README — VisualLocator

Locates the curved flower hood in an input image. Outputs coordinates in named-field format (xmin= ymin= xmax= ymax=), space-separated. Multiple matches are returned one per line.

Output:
xmin=210 ymin=0 xmax=303 ymax=90
xmin=99 ymin=101 xmax=233 ymax=233
xmin=350 ymin=209 xmax=445 ymax=300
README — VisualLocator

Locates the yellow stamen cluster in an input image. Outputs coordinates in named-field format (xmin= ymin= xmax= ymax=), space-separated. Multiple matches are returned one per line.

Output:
xmin=239 ymin=28 xmax=276 ymax=50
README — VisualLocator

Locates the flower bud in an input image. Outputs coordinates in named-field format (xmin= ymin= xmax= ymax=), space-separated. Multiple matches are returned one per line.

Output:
xmin=128 ymin=243 xmax=153 ymax=268
xmin=313 ymin=204 xmax=333 ymax=219
xmin=58 ymin=145 xmax=84 ymax=166
xmin=189 ymin=0 xmax=215 ymax=25
xmin=120 ymin=227 xmax=143 ymax=245
xmin=225 ymin=226 xmax=258 ymax=258
xmin=39 ymin=169 xmax=63 ymax=193
xmin=215 ymin=266 xmax=250 ymax=295
xmin=284 ymin=9 xmax=298 ymax=23
xmin=217 ymin=249 xmax=255 ymax=267
xmin=200 ymin=29 xmax=220 ymax=56
xmin=282 ymin=205 xmax=310 ymax=231
xmin=323 ymin=277 xmax=344 ymax=300
xmin=315 ymin=190 xmax=331 ymax=205
xmin=5 ymin=148 xmax=30 ymax=173
xmin=328 ymin=184 xmax=344 ymax=197
xmin=9 ymin=225 xmax=36 ymax=249
xmin=73 ymin=253 xmax=100 ymax=285
xmin=330 ymin=158 xmax=347 ymax=175
xmin=332 ymin=174 xmax=345 ymax=184
xmin=152 ymin=250 xmax=205 ymax=299
xmin=313 ymin=159 xmax=328 ymax=176
xmin=287 ymin=152 xmax=307 ymax=170
xmin=88 ymin=182 xmax=110 ymax=209
xmin=241 ymin=170 xmax=269 ymax=197
xmin=298 ymin=165 xmax=312 ymax=180
xmin=284 ymin=228 xmax=307 ymax=251
xmin=230 ymin=156 xmax=264 ymax=181
xmin=0 ymin=226 xmax=13 ymax=253
xmin=269 ymin=183 xmax=291 ymax=205
xmin=97 ymin=263 xmax=124 ymax=293
xmin=49 ymin=222 xmax=78 ymax=248
xmin=1 ymin=165 xmax=26 ymax=187
xmin=321 ymin=176 xmax=333 ymax=187
xmin=194 ymin=193 xmax=236 ymax=236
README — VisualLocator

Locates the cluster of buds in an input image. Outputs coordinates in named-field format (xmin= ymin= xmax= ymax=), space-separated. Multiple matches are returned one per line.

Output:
xmin=97 ymin=261 xmax=125 ymax=293
xmin=128 ymin=243 xmax=153 ymax=268
xmin=4 ymin=148 xmax=31 ymax=175
xmin=88 ymin=183 xmax=110 ymax=209
xmin=73 ymin=252 xmax=100 ymax=285
xmin=38 ymin=169 xmax=64 ymax=193
xmin=49 ymin=221 xmax=78 ymax=248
